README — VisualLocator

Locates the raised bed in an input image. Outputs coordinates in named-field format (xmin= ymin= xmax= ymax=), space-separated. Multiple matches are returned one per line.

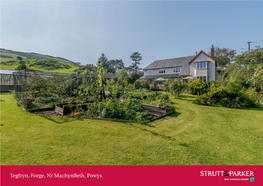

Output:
xmin=141 ymin=103 xmax=175 ymax=117
xmin=27 ymin=106 xmax=55 ymax=112
xmin=27 ymin=101 xmax=174 ymax=123
xmin=55 ymin=101 xmax=94 ymax=116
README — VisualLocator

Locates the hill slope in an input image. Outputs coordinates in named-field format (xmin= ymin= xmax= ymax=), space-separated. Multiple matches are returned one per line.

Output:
xmin=0 ymin=58 xmax=79 ymax=74
xmin=0 ymin=48 xmax=78 ymax=65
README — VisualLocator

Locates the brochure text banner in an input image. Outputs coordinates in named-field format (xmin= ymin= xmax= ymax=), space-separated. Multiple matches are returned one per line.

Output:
xmin=1 ymin=165 xmax=262 ymax=186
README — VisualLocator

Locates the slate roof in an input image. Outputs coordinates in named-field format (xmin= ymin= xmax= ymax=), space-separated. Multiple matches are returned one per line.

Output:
xmin=143 ymin=74 xmax=180 ymax=79
xmin=144 ymin=55 xmax=195 ymax=70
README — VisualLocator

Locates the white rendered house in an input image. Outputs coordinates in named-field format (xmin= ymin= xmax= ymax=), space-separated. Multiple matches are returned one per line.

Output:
xmin=142 ymin=45 xmax=216 ymax=82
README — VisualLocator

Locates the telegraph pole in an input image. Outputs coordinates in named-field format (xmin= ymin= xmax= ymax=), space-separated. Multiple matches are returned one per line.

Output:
xmin=247 ymin=41 xmax=251 ymax=53
xmin=247 ymin=40 xmax=263 ymax=53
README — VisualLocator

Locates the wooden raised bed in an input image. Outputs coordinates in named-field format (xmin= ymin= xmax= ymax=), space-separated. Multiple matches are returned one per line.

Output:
xmin=141 ymin=103 xmax=175 ymax=117
xmin=55 ymin=101 xmax=94 ymax=116
xmin=27 ymin=106 xmax=55 ymax=112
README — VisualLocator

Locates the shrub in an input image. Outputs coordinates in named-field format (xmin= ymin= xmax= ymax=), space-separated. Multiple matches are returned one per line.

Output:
xmin=157 ymin=94 xmax=170 ymax=102
xmin=241 ymin=88 xmax=260 ymax=107
xmin=163 ymin=81 xmax=170 ymax=92
xmin=207 ymin=83 xmax=226 ymax=103
xmin=188 ymin=79 xmax=206 ymax=96
xmin=132 ymin=92 xmax=143 ymax=99
xmin=192 ymin=94 xmax=209 ymax=105
xmin=134 ymin=80 xmax=150 ymax=89
xmin=151 ymin=80 xmax=158 ymax=91
xmin=222 ymin=69 xmax=250 ymax=98
xmin=170 ymin=79 xmax=184 ymax=98
xmin=146 ymin=92 xmax=161 ymax=102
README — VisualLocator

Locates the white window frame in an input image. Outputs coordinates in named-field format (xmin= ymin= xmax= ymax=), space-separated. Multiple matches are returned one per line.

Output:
xmin=196 ymin=62 xmax=207 ymax=69
xmin=159 ymin=69 xmax=166 ymax=73
xmin=197 ymin=76 xmax=209 ymax=82
xmin=147 ymin=70 xmax=153 ymax=74
xmin=173 ymin=67 xmax=180 ymax=73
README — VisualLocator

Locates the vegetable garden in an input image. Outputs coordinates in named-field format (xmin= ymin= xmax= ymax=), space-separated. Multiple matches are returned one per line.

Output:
xmin=13 ymin=69 xmax=174 ymax=123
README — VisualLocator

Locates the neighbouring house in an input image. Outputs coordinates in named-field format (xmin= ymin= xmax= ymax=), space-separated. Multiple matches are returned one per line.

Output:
xmin=141 ymin=45 xmax=216 ymax=84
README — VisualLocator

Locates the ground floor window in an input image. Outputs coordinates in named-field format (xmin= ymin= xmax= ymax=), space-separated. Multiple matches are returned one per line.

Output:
xmin=197 ymin=76 xmax=209 ymax=82
xmin=173 ymin=78 xmax=178 ymax=81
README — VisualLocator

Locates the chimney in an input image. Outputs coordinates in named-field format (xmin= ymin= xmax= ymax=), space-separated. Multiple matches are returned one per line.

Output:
xmin=195 ymin=51 xmax=197 ymax=56
xmin=211 ymin=45 xmax=214 ymax=60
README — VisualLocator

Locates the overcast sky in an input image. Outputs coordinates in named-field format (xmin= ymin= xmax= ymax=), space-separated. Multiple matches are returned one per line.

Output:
xmin=1 ymin=1 xmax=262 ymax=68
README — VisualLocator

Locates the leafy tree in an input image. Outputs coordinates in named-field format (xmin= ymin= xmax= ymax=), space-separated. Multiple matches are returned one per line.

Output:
xmin=116 ymin=59 xmax=125 ymax=70
xmin=249 ymin=64 xmax=263 ymax=100
xmin=226 ymin=46 xmax=263 ymax=78
xmin=134 ymin=80 xmax=150 ymax=89
xmin=16 ymin=64 xmax=27 ymax=70
xmin=207 ymin=83 xmax=225 ymax=101
xmin=151 ymin=80 xmax=158 ymax=91
xmin=209 ymin=46 xmax=236 ymax=69
xmin=188 ymin=79 xmax=206 ymax=96
xmin=126 ymin=76 xmax=135 ymax=84
xmin=138 ymin=71 xmax=144 ymax=78
xmin=125 ymin=65 xmax=134 ymax=74
xmin=74 ymin=64 xmax=96 ymax=74
xmin=162 ymin=81 xmax=170 ymax=93
xmin=107 ymin=66 xmax=116 ymax=74
xmin=232 ymin=46 xmax=263 ymax=67
xmin=170 ymin=79 xmax=184 ymax=98
xmin=109 ymin=59 xmax=125 ymax=72
xmin=98 ymin=53 xmax=109 ymax=69
xmin=222 ymin=69 xmax=249 ymax=97
xmin=130 ymin=52 xmax=142 ymax=72
xmin=16 ymin=56 xmax=23 ymax=60
xmin=223 ymin=46 xmax=263 ymax=80
xmin=15 ymin=61 xmax=27 ymax=70
xmin=117 ymin=68 xmax=129 ymax=87
xmin=130 ymin=72 xmax=140 ymax=81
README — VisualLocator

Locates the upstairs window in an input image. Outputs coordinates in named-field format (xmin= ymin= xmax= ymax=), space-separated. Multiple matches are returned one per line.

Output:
xmin=147 ymin=70 xmax=153 ymax=74
xmin=196 ymin=62 xmax=207 ymax=69
xmin=159 ymin=69 xmax=165 ymax=73
xmin=173 ymin=67 xmax=180 ymax=72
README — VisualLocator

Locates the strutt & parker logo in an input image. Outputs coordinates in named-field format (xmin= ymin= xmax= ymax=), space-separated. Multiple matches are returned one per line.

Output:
xmin=200 ymin=170 xmax=255 ymax=182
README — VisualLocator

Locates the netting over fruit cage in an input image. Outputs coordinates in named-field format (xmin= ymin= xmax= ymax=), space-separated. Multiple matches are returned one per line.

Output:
xmin=12 ymin=69 xmax=112 ymax=110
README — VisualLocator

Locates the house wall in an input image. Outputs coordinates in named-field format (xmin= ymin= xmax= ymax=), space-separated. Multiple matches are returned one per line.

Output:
xmin=196 ymin=68 xmax=208 ymax=77
xmin=144 ymin=67 xmax=183 ymax=76
xmin=144 ymin=51 xmax=216 ymax=81
xmin=189 ymin=53 xmax=216 ymax=81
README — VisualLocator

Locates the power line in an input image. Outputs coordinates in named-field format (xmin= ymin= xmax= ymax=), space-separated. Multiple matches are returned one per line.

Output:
xmin=247 ymin=40 xmax=263 ymax=52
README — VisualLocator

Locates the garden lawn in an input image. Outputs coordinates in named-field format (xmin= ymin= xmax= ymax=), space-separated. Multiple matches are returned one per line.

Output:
xmin=1 ymin=92 xmax=263 ymax=165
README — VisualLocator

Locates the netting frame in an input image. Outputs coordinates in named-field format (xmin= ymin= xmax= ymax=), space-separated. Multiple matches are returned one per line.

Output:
xmin=13 ymin=69 xmax=98 ymax=110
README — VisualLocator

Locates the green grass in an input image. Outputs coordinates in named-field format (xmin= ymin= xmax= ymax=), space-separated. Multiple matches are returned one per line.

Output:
xmin=0 ymin=58 xmax=79 ymax=74
xmin=0 ymin=49 xmax=75 ymax=64
xmin=0 ymin=50 xmax=24 ymax=62
xmin=1 ymin=92 xmax=263 ymax=165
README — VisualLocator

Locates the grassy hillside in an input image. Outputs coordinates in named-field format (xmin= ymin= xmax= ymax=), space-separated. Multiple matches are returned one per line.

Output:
xmin=0 ymin=58 xmax=79 ymax=73
xmin=0 ymin=48 xmax=77 ymax=65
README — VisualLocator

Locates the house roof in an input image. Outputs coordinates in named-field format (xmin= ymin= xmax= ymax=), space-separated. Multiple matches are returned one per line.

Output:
xmin=143 ymin=74 xmax=180 ymax=79
xmin=144 ymin=55 xmax=195 ymax=70
xmin=188 ymin=50 xmax=214 ymax=65
xmin=144 ymin=50 xmax=215 ymax=70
